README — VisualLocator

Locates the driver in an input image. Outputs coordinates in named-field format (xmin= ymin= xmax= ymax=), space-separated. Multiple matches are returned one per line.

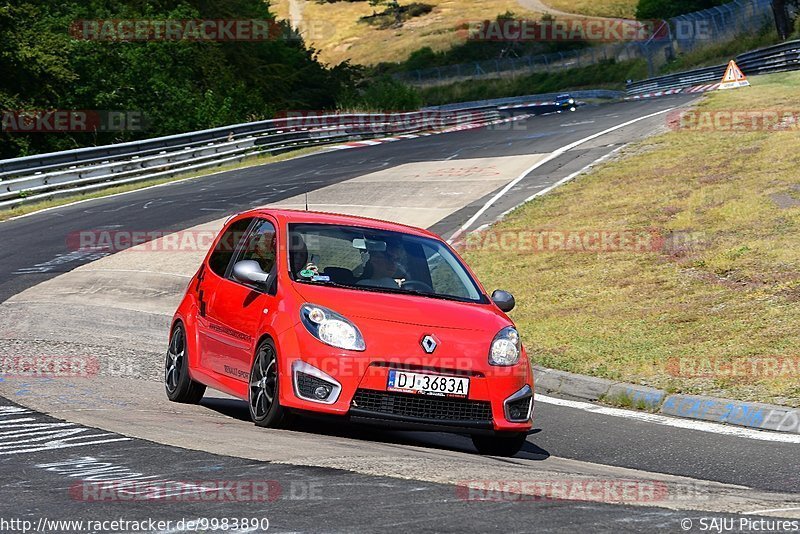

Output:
xmin=357 ymin=251 xmax=401 ymax=289
xmin=386 ymin=240 xmax=409 ymax=279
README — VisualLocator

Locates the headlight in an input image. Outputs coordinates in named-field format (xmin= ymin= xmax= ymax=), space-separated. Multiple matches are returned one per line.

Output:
xmin=489 ymin=326 xmax=521 ymax=366
xmin=568 ymin=98 xmax=575 ymax=104
xmin=300 ymin=304 xmax=365 ymax=351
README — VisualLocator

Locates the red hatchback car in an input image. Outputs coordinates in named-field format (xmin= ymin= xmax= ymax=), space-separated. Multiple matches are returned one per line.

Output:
xmin=166 ymin=209 xmax=534 ymax=455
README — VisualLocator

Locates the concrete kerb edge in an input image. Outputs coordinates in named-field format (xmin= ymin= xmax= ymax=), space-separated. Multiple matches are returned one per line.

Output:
xmin=533 ymin=365 xmax=800 ymax=435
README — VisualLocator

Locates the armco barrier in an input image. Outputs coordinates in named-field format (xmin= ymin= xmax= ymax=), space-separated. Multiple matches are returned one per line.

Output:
xmin=0 ymin=108 xmax=504 ymax=210
xmin=627 ymin=39 xmax=800 ymax=95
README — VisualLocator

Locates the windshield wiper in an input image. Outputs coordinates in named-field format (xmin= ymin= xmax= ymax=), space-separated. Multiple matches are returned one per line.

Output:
xmin=296 ymin=278 xmax=473 ymax=303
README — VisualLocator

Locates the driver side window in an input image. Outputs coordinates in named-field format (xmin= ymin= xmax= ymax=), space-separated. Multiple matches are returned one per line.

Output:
xmin=208 ymin=217 xmax=253 ymax=277
xmin=237 ymin=219 xmax=278 ymax=275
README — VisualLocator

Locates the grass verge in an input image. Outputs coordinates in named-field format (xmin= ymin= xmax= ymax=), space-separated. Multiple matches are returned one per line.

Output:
xmin=463 ymin=70 xmax=800 ymax=406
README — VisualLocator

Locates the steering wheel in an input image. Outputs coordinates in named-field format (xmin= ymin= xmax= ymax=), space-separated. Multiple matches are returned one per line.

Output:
xmin=402 ymin=280 xmax=434 ymax=293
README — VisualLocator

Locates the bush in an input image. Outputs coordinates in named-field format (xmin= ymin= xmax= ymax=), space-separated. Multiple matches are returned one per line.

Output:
xmin=339 ymin=77 xmax=422 ymax=111
xmin=360 ymin=2 xmax=433 ymax=29
xmin=419 ymin=59 xmax=647 ymax=106
xmin=372 ymin=12 xmax=589 ymax=76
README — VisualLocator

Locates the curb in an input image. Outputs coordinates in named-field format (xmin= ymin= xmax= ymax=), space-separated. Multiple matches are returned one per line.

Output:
xmin=328 ymin=114 xmax=532 ymax=151
xmin=533 ymin=365 xmax=800 ymax=435
xmin=624 ymin=83 xmax=721 ymax=101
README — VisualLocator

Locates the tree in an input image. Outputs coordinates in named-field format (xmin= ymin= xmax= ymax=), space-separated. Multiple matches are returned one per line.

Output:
xmin=0 ymin=0 xmax=356 ymax=158
xmin=369 ymin=0 xmax=403 ymax=27
xmin=636 ymin=0 xmax=728 ymax=20
xmin=772 ymin=0 xmax=800 ymax=39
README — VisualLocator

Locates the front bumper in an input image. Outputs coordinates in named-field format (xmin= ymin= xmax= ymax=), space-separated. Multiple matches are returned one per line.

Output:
xmin=277 ymin=329 xmax=534 ymax=433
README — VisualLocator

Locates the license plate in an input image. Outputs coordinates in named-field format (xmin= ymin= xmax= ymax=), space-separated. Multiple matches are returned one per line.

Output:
xmin=387 ymin=369 xmax=470 ymax=398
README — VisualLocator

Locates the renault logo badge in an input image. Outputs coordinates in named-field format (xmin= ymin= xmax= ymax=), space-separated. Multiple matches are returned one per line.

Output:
xmin=421 ymin=335 xmax=438 ymax=354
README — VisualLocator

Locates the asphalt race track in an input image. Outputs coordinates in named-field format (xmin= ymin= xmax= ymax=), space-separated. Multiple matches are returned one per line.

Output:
xmin=1 ymin=95 xmax=799 ymax=533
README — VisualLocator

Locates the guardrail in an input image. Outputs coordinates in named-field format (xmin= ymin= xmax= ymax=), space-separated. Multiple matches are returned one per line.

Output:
xmin=627 ymin=39 xmax=800 ymax=95
xmin=0 ymin=108 xmax=510 ymax=210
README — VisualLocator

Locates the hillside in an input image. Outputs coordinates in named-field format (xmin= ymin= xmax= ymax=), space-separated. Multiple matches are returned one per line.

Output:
xmin=271 ymin=0 xmax=540 ymax=65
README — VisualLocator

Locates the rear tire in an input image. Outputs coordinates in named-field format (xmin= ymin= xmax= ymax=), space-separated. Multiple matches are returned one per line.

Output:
xmin=471 ymin=432 xmax=527 ymax=457
xmin=248 ymin=339 xmax=293 ymax=428
xmin=165 ymin=323 xmax=206 ymax=404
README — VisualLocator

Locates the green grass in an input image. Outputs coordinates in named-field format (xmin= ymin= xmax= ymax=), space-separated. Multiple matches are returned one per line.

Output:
xmin=600 ymin=392 xmax=660 ymax=412
xmin=463 ymin=70 xmax=800 ymax=406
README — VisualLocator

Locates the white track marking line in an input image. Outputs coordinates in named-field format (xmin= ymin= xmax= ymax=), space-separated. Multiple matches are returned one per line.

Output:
xmin=448 ymin=107 xmax=676 ymax=243
xmin=743 ymin=507 xmax=800 ymax=515
xmin=494 ymin=143 xmax=628 ymax=221
xmin=535 ymin=394 xmax=800 ymax=444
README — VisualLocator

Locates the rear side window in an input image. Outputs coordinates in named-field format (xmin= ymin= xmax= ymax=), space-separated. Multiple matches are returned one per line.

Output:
xmin=208 ymin=218 xmax=253 ymax=276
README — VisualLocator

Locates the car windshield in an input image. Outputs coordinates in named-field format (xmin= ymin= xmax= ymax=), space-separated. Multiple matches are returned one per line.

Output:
xmin=288 ymin=223 xmax=484 ymax=303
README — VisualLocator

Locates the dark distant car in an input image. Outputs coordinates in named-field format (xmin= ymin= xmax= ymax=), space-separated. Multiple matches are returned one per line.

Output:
xmin=555 ymin=94 xmax=577 ymax=112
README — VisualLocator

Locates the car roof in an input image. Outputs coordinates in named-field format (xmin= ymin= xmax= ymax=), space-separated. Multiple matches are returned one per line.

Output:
xmin=238 ymin=208 xmax=441 ymax=240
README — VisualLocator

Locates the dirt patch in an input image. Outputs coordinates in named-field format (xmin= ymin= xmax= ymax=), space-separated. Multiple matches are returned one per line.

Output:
xmin=771 ymin=192 xmax=800 ymax=209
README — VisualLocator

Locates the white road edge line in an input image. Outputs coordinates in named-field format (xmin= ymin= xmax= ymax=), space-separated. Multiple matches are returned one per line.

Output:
xmin=495 ymin=142 xmax=628 ymax=221
xmin=535 ymin=394 xmax=800 ymax=444
xmin=448 ymin=106 xmax=676 ymax=243
xmin=743 ymin=507 xmax=800 ymax=515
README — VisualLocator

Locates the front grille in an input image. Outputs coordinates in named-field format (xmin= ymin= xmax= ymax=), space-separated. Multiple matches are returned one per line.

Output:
xmin=352 ymin=389 xmax=492 ymax=423
xmin=296 ymin=372 xmax=333 ymax=399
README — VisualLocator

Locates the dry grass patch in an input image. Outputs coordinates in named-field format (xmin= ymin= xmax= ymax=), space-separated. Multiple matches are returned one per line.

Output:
xmin=271 ymin=0 xmax=540 ymax=65
xmin=542 ymin=0 xmax=638 ymax=19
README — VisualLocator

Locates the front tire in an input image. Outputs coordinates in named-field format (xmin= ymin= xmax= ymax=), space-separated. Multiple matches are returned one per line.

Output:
xmin=471 ymin=432 xmax=528 ymax=457
xmin=165 ymin=323 xmax=206 ymax=404
xmin=248 ymin=339 xmax=292 ymax=428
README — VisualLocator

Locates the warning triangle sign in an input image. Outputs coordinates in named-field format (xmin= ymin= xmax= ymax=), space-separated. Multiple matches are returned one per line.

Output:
xmin=718 ymin=60 xmax=750 ymax=90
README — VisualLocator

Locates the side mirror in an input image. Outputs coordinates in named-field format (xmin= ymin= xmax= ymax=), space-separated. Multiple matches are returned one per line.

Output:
xmin=232 ymin=260 xmax=270 ymax=285
xmin=491 ymin=290 xmax=515 ymax=313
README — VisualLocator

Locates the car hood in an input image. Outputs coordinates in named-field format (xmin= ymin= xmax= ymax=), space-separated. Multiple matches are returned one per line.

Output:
xmin=290 ymin=282 xmax=508 ymax=333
